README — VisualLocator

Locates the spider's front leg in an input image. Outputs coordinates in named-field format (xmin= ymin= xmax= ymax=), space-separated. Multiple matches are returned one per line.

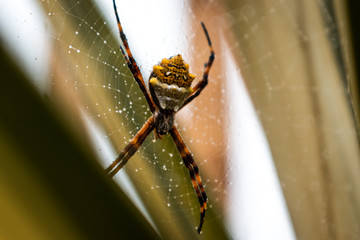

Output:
xmin=106 ymin=116 xmax=155 ymax=177
xmin=169 ymin=126 xmax=208 ymax=234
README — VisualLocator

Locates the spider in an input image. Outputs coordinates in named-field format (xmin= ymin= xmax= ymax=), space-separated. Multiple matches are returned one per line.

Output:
xmin=106 ymin=0 xmax=214 ymax=234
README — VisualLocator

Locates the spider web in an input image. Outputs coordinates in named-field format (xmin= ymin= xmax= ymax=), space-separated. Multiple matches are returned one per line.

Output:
xmin=40 ymin=0 xmax=230 ymax=238
xmin=2 ymin=0 xmax=358 ymax=239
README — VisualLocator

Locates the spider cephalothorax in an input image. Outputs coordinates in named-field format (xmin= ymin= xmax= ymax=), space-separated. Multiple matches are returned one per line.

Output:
xmin=108 ymin=0 xmax=214 ymax=234
xmin=149 ymin=55 xmax=196 ymax=134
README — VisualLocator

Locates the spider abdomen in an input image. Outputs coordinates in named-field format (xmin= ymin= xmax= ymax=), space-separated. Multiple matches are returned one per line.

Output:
xmin=149 ymin=54 xmax=196 ymax=112
xmin=150 ymin=78 xmax=191 ymax=112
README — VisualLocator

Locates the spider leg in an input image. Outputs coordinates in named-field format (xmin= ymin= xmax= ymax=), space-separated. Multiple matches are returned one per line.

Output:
xmin=180 ymin=22 xmax=215 ymax=110
xmin=112 ymin=0 xmax=155 ymax=113
xmin=106 ymin=116 xmax=155 ymax=177
xmin=169 ymin=126 xmax=208 ymax=234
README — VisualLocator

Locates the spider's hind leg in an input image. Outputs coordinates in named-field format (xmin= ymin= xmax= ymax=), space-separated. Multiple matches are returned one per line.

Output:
xmin=180 ymin=22 xmax=215 ymax=110
xmin=112 ymin=0 xmax=156 ymax=112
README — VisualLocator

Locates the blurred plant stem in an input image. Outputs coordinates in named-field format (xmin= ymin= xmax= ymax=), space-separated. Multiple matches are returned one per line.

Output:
xmin=223 ymin=0 xmax=360 ymax=239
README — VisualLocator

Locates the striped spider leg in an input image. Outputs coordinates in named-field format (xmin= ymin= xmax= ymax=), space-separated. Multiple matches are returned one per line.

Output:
xmin=107 ymin=0 xmax=215 ymax=234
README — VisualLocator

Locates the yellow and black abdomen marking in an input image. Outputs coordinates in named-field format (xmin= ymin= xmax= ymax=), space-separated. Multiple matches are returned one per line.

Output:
xmin=149 ymin=54 xmax=196 ymax=112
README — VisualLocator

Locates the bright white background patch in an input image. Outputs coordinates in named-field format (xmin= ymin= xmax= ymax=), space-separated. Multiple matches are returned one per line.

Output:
xmin=224 ymin=40 xmax=296 ymax=240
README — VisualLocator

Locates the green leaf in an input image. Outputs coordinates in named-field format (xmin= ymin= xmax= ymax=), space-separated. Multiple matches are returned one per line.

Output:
xmin=0 ymin=44 xmax=160 ymax=240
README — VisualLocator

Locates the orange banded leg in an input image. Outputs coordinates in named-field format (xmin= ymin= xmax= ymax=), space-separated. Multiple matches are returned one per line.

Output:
xmin=181 ymin=22 xmax=215 ymax=109
xmin=169 ymin=126 xmax=207 ymax=234
xmin=106 ymin=116 xmax=155 ymax=177
xmin=112 ymin=0 xmax=155 ymax=112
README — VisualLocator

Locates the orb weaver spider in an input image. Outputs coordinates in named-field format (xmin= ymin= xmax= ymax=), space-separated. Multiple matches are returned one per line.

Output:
xmin=106 ymin=0 xmax=215 ymax=234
